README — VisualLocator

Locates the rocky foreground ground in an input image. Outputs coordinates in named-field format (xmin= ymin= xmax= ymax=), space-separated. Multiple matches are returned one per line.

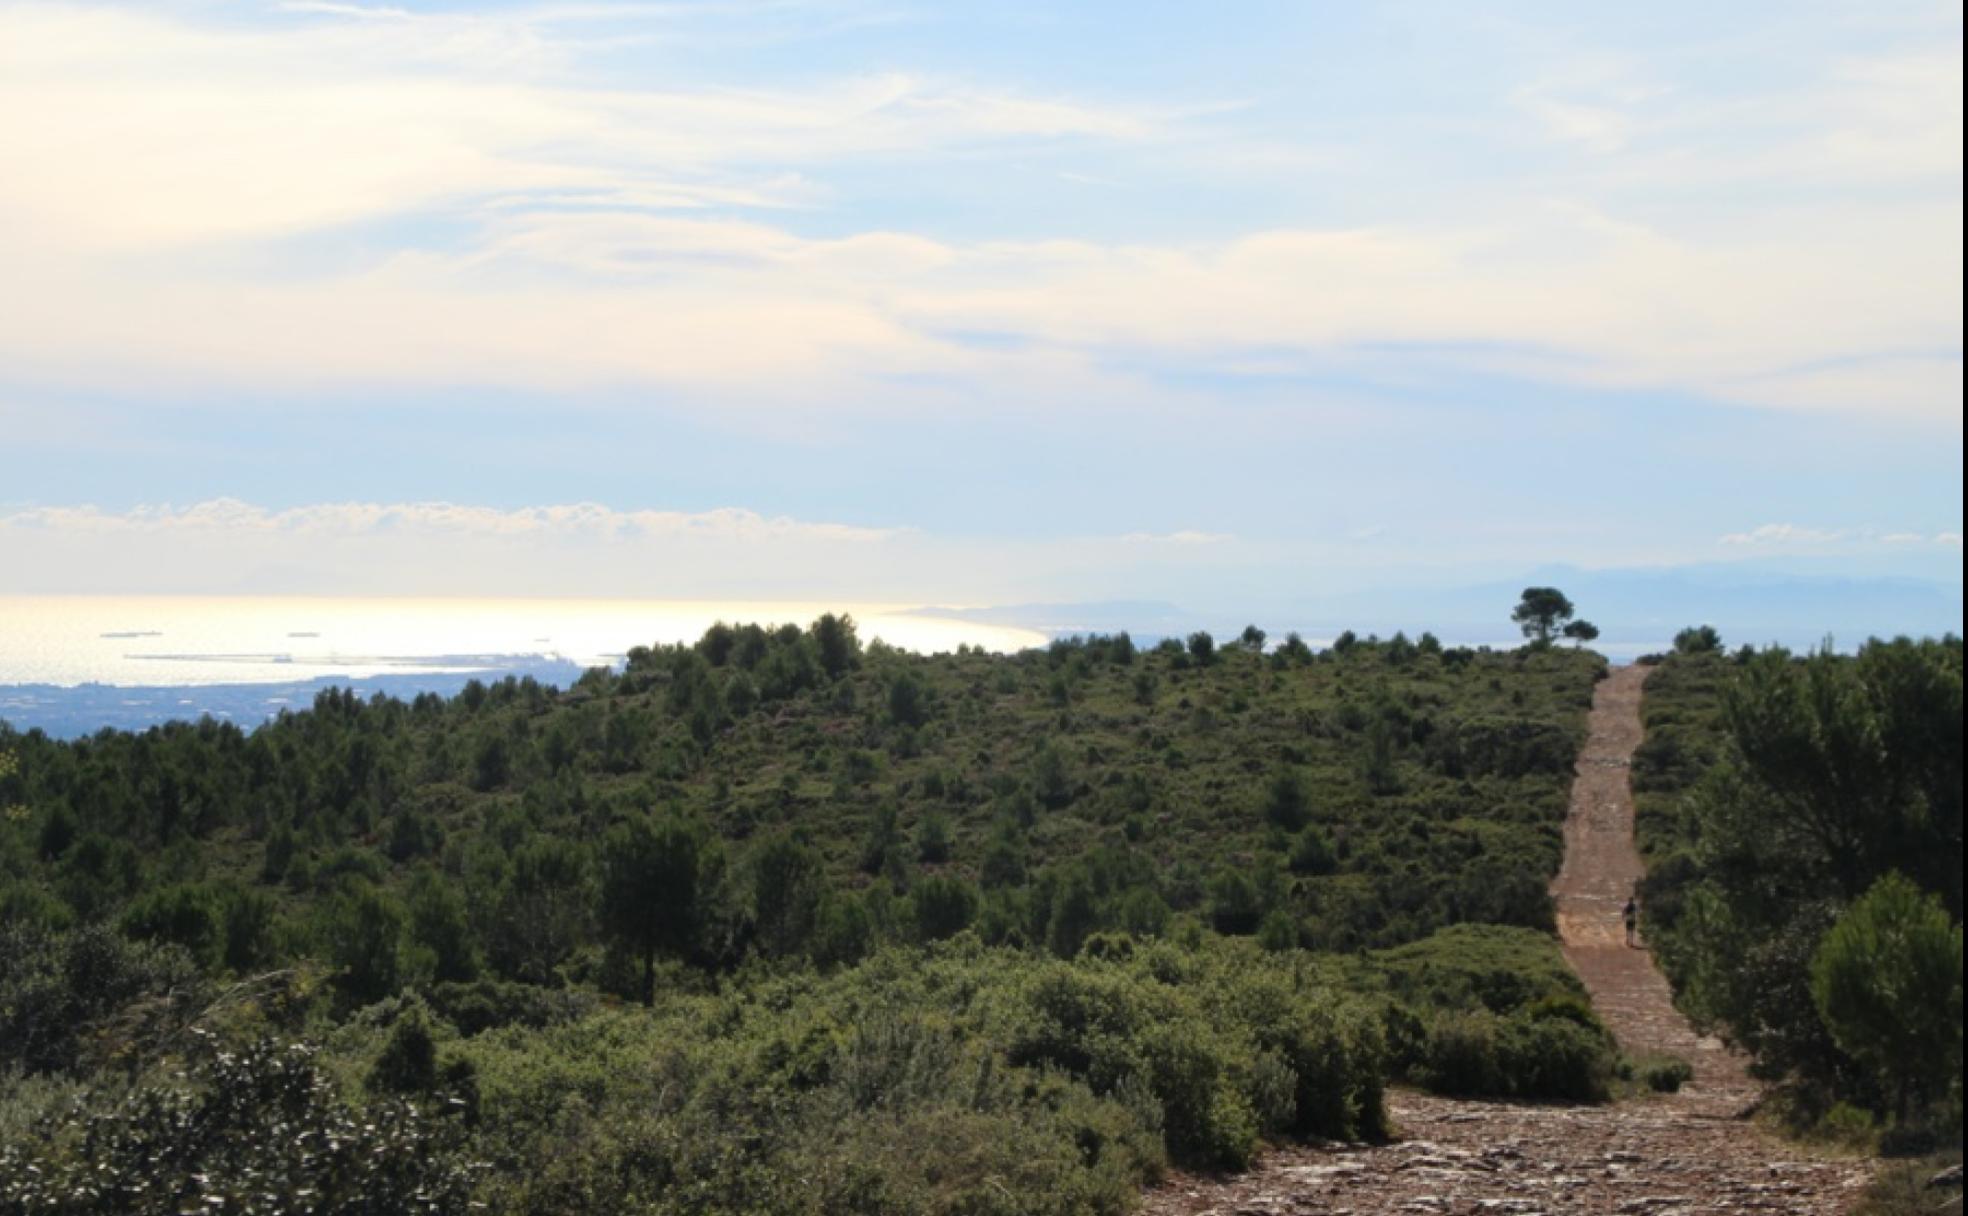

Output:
xmin=1142 ymin=1089 xmax=1869 ymax=1216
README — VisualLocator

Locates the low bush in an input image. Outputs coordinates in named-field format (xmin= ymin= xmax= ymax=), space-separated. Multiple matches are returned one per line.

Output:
xmin=1497 ymin=1014 xmax=1612 ymax=1101
xmin=0 ymin=1031 xmax=480 ymax=1216
xmin=426 ymin=978 xmax=596 ymax=1037
xmin=1371 ymin=926 xmax=1617 ymax=1102
xmin=444 ymin=936 xmax=1391 ymax=1213
xmin=1632 ymin=1054 xmax=1695 ymax=1094
xmin=0 ymin=923 xmax=205 ymax=1077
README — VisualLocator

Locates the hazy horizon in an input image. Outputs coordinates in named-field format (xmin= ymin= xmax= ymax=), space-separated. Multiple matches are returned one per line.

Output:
xmin=3 ymin=567 xmax=1958 ymax=691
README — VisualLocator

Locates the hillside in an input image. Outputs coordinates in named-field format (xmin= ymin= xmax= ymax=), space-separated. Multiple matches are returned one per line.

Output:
xmin=2 ymin=621 xmax=1605 ymax=958
xmin=2 ymin=621 xmax=1634 ymax=1214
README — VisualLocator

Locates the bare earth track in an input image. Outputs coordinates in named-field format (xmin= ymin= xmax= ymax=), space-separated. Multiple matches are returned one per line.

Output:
xmin=1142 ymin=664 xmax=1871 ymax=1216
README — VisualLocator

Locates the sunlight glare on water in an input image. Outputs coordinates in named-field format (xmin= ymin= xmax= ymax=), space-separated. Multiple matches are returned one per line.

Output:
xmin=0 ymin=597 xmax=1048 ymax=687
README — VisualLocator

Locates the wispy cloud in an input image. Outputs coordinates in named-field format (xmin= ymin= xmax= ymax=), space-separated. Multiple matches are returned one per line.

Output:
xmin=0 ymin=5 xmax=1151 ymax=251
xmin=0 ymin=499 xmax=1258 ymax=599
xmin=1516 ymin=92 xmax=1636 ymax=154
xmin=1 ymin=499 xmax=904 ymax=543
xmin=4 ymin=200 xmax=1958 ymax=419
xmin=0 ymin=2 xmax=1958 ymax=430
xmin=1117 ymin=529 xmax=1234 ymax=546
xmin=1718 ymin=523 xmax=1963 ymax=549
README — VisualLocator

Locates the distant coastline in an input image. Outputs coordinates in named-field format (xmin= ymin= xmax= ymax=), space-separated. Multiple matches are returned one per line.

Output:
xmin=0 ymin=654 xmax=588 ymax=739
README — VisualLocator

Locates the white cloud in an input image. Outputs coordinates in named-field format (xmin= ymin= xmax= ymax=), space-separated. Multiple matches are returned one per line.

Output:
xmin=0 ymin=499 xmax=907 ymax=597
xmin=0 ymin=4 xmax=1150 ymax=250
xmin=1 ymin=499 xmax=903 ymax=543
xmin=5 ymin=200 xmax=1957 ymax=419
xmin=1118 ymin=529 xmax=1233 ymax=546
xmin=1507 ymin=40 xmax=1961 ymax=190
xmin=1718 ymin=524 xmax=1856 ymax=547
xmin=1809 ymin=51 xmax=1964 ymax=182
xmin=0 ymin=499 xmax=1264 ymax=599
xmin=0 ymin=4 xmax=1958 ymax=425
xmin=1517 ymin=93 xmax=1635 ymax=153
xmin=1718 ymin=523 xmax=1963 ymax=549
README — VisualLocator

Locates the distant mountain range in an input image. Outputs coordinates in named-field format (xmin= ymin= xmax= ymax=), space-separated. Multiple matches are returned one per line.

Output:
xmin=911 ymin=600 xmax=1195 ymax=638
xmin=917 ymin=564 xmax=1963 ymax=651
xmin=1287 ymin=564 xmax=1963 ymax=648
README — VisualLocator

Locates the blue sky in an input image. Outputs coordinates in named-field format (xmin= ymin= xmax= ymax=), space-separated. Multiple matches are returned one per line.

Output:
xmin=0 ymin=0 xmax=1960 ymax=612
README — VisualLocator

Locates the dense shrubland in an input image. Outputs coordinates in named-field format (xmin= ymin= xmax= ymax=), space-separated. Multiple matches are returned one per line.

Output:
xmin=0 ymin=618 xmax=1612 ymax=1213
xmin=1634 ymin=634 xmax=1963 ymax=1148
xmin=0 ymin=922 xmax=1606 ymax=1216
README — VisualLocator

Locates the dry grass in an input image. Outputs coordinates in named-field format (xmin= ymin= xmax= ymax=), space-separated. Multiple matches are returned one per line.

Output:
xmin=1852 ymin=1153 xmax=1963 ymax=1216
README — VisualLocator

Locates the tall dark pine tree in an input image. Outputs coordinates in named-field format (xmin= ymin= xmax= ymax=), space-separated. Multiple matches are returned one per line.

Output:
xmin=600 ymin=813 xmax=708 ymax=1005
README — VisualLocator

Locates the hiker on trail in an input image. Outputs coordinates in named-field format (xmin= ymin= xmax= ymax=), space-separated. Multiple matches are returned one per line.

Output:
xmin=1623 ymin=895 xmax=1639 ymax=948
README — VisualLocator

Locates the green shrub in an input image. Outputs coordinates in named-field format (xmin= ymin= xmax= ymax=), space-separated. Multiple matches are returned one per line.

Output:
xmin=1140 ymin=1022 xmax=1258 ymax=1170
xmin=1263 ymin=768 xmax=1312 ymax=831
xmin=1380 ymin=1002 xmax=1428 ymax=1080
xmin=910 ymin=876 xmax=978 ymax=943
xmin=0 ymin=1032 xmax=479 ymax=1216
xmin=369 ymin=1006 xmax=440 ymax=1095
xmin=1812 ymin=872 xmax=1965 ymax=1121
xmin=1497 ymin=1015 xmax=1611 ymax=1101
xmin=426 ymin=978 xmax=595 ymax=1037
xmin=1288 ymin=827 xmax=1337 ymax=876
xmin=120 ymin=882 xmax=224 ymax=968
xmin=316 ymin=879 xmax=406 ymax=1007
xmin=1421 ymin=1010 xmax=1505 ymax=1096
xmin=1418 ymin=1006 xmax=1612 ymax=1102
xmin=0 ymin=924 xmax=204 ymax=1076
xmin=812 ymin=893 xmax=875 ymax=968
xmin=1524 ymin=992 xmax=1606 ymax=1036
xmin=1257 ymin=911 xmax=1298 ymax=953
xmin=1206 ymin=867 xmax=1264 ymax=936
xmin=1815 ymin=1101 xmax=1880 ymax=1148
xmin=1261 ymin=1002 xmax=1387 ymax=1142
xmin=1637 ymin=1055 xmax=1695 ymax=1094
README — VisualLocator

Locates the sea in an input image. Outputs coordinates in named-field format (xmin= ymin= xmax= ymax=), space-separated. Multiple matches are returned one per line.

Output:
xmin=0 ymin=596 xmax=1049 ymax=737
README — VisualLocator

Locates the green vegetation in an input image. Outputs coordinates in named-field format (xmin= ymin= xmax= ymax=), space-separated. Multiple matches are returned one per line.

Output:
xmin=1634 ymin=635 xmax=1964 ymax=1146
xmin=1632 ymin=1054 xmax=1695 ymax=1095
xmin=1812 ymin=873 xmax=1963 ymax=1123
xmin=1510 ymin=586 xmax=1597 ymax=651
xmin=0 ymin=617 xmax=1616 ymax=1213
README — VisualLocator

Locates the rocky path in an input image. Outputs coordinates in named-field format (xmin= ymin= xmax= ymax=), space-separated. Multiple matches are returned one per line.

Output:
xmin=1142 ymin=665 xmax=1871 ymax=1216
xmin=1550 ymin=665 xmax=1749 ymax=1115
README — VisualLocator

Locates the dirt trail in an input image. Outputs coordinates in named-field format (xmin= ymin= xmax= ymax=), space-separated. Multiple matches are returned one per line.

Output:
xmin=1141 ymin=664 xmax=1870 ymax=1216
xmin=1549 ymin=665 xmax=1748 ymax=1114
